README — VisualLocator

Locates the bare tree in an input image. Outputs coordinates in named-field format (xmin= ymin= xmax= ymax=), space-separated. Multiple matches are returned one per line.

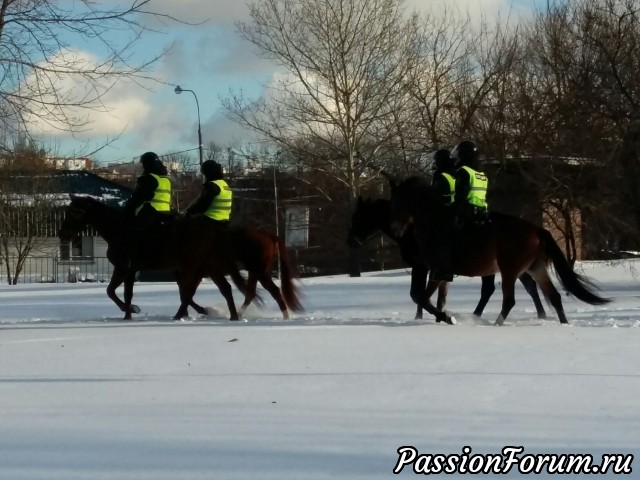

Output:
xmin=0 ymin=145 xmax=58 ymax=284
xmin=224 ymin=0 xmax=417 ymax=274
xmin=225 ymin=0 xmax=417 ymax=194
xmin=0 ymin=0 xmax=182 ymax=150
xmin=403 ymin=7 xmax=473 ymax=149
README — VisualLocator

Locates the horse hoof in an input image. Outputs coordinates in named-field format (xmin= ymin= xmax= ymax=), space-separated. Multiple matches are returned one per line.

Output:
xmin=436 ymin=315 xmax=455 ymax=325
xmin=131 ymin=304 xmax=141 ymax=314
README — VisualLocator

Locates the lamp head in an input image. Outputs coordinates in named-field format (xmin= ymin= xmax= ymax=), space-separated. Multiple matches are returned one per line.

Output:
xmin=174 ymin=85 xmax=183 ymax=94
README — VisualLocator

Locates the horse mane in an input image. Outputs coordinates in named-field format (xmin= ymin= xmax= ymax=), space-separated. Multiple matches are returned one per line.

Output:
xmin=69 ymin=195 xmax=127 ymax=240
xmin=72 ymin=195 xmax=124 ymax=217
xmin=395 ymin=175 xmax=440 ymax=207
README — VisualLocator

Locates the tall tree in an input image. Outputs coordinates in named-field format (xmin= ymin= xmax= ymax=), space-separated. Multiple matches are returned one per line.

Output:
xmin=224 ymin=0 xmax=416 ymax=275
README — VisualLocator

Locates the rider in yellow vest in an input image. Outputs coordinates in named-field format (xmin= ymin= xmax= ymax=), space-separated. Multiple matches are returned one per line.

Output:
xmin=451 ymin=140 xmax=488 ymax=224
xmin=124 ymin=152 xmax=173 ymax=263
xmin=125 ymin=151 xmax=172 ymax=219
xmin=431 ymin=148 xmax=456 ymax=205
xmin=429 ymin=148 xmax=457 ymax=282
xmin=186 ymin=160 xmax=233 ymax=224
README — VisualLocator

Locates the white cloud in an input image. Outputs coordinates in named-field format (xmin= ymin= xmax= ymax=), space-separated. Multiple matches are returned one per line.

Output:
xmin=33 ymin=0 xmax=543 ymax=163
xmin=25 ymin=51 xmax=154 ymax=137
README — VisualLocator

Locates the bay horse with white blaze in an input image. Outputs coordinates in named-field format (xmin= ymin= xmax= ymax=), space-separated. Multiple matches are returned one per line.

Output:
xmin=387 ymin=176 xmax=610 ymax=325
xmin=348 ymin=196 xmax=546 ymax=319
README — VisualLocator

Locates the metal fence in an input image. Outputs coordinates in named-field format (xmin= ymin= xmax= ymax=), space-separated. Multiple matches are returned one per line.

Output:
xmin=0 ymin=257 xmax=114 ymax=284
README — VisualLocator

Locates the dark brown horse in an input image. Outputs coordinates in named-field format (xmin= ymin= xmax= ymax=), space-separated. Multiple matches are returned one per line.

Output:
xmin=387 ymin=176 xmax=610 ymax=325
xmin=59 ymin=195 xmax=247 ymax=320
xmin=225 ymin=226 xmax=303 ymax=319
xmin=60 ymin=196 xmax=303 ymax=320
xmin=348 ymin=196 xmax=546 ymax=319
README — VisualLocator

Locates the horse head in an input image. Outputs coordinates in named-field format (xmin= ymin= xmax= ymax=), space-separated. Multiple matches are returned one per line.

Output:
xmin=59 ymin=195 xmax=89 ymax=240
xmin=59 ymin=195 xmax=125 ymax=243
xmin=348 ymin=196 xmax=396 ymax=247
xmin=388 ymin=176 xmax=437 ymax=237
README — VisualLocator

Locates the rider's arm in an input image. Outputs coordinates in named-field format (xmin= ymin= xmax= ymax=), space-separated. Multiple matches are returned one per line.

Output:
xmin=124 ymin=174 xmax=157 ymax=215
xmin=185 ymin=182 xmax=221 ymax=215
xmin=432 ymin=174 xmax=451 ymax=204
xmin=453 ymin=168 xmax=471 ymax=213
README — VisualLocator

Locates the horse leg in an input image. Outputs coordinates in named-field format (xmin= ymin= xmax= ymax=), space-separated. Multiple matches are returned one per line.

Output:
xmin=436 ymin=281 xmax=449 ymax=311
xmin=106 ymin=266 xmax=141 ymax=315
xmin=122 ymin=270 xmax=138 ymax=320
xmin=410 ymin=266 xmax=428 ymax=320
xmin=519 ymin=272 xmax=546 ymax=319
xmin=238 ymin=273 xmax=259 ymax=318
xmin=210 ymin=272 xmax=240 ymax=321
xmin=495 ymin=272 xmax=517 ymax=326
xmin=258 ymin=274 xmax=290 ymax=320
xmin=186 ymin=275 xmax=208 ymax=315
xmin=527 ymin=263 xmax=568 ymax=324
xmin=419 ymin=279 xmax=455 ymax=325
xmin=173 ymin=273 xmax=200 ymax=320
xmin=472 ymin=274 xmax=496 ymax=317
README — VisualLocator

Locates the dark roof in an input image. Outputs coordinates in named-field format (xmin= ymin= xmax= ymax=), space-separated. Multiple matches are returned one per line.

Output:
xmin=1 ymin=170 xmax=133 ymax=207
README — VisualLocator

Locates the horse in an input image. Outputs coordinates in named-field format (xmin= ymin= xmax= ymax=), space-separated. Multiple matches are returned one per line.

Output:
xmin=347 ymin=196 xmax=546 ymax=319
xmin=386 ymin=176 xmax=610 ymax=325
xmin=226 ymin=225 xmax=303 ymax=319
xmin=59 ymin=195 xmax=247 ymax=321
xmin=60 ymin=196 xmax=303 ymax=320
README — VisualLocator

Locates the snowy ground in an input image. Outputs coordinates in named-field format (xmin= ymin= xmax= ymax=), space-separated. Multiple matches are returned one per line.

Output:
xmin=0 ymin=260 xmax=639 ymax=479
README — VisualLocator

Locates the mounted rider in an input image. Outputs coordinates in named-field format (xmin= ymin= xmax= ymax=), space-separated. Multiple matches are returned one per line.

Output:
xmin=185 ymin=160 xmax=233 ymax=225
xmin=124 ymin=152 xmax=173 ymax=260
xmin=428 ymin=148 xmax=457 ymax=283
xmin=431 ymin=148 xmax=456 ymax=206
xmin=451 ymin=140 xmax=489 ymax=225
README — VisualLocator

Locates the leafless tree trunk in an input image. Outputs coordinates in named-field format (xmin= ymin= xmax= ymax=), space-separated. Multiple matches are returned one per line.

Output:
xmin=0 ymin=145 xmax=58 ymax=284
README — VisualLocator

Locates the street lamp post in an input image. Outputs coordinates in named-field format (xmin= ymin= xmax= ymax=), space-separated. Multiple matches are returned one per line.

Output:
xmin=174 ymin=85 xmax=204 ymax=168
xmin=273 ymin=151 xmax=281 ymax=279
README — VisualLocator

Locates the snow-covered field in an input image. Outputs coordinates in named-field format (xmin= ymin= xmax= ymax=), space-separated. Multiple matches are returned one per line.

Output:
xmin=0 ymin=260 xmax=639 ymax=479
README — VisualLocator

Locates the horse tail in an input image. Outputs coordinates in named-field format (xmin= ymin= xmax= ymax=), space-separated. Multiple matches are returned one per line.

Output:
xmin=228 ymin=264 xmax=248 ymax=297
xmin=276 ymin=237 xmax=304 ymax=312
xmin=224 ymin=228 xmax=247 ymax=296
xmin=539 ymin=228 xmax=610 ymax=305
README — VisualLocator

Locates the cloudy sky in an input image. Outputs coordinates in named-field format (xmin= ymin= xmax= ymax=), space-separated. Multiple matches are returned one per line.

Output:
xmin=35 ymin=0 xmax=546 ymax=166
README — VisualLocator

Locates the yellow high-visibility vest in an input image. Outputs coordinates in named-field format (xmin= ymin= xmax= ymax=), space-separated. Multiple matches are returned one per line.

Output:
xmin=204 ymin=179 xmax=232 ymax=221
xmin=460 ymin=166 xmax=488 ymax=209
xmin=441 ymin=172 xmax=456 ymax=205
xmin=136 ymin=173 xmax=171 ymax=215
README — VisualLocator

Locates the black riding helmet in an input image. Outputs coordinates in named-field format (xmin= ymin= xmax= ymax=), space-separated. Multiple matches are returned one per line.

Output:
xmin=140 ymin=151 xmax=160 ymax=170
xmin=451 ymin=140 xmax=479 ymax=166
xmin=433 ymin=148 xmax=454 ymax=171
xmin=201 ymin=160 xmax=224 ymax=180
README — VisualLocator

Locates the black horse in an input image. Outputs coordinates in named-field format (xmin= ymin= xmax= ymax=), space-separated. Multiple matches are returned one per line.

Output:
xmin=348 ymin=196 xmax=546 ymax=320
xmin=386 ymin=176 xmax=609 ymax=325
xmin=59 ymin=195 xmax=247 ymax=320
